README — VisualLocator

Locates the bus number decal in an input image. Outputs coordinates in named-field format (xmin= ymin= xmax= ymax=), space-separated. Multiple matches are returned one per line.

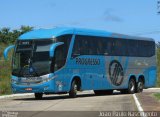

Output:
xmin=76 ymin=58 xmax=100 ymax=65
xmin=109 ymin=60 xmax=124 ymax=86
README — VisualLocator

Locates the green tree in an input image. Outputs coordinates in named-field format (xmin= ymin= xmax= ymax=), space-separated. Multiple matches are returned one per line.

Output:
xmin=157 ymin=42 xmax=160 ymax=87
xmin=0 ymin=27 xmax=10 ymax=43
xmin=157 ymin=41 xmax=160 ymax=48
xmin=1 ymin=27 xmax=10 ymax=34
xmin=0 ymin=26 xmax=33 ymax=44
xmin=20 ymin=25 xmax=33 ymax=34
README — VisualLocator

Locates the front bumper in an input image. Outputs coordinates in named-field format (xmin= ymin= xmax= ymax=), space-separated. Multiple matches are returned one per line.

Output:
xmin=11 ymin=79 xmax=55 ymax=93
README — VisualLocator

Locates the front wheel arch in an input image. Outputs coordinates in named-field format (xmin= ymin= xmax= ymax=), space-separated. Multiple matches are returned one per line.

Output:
xmin=70 ymin=76 xmax=81 ymax=91
xmin=69 ymin=77 xmax=81 ymax=98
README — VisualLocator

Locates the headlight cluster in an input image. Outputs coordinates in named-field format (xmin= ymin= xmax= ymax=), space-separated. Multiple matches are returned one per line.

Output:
xmin=40 ymin=74 xmax=51 ymax=82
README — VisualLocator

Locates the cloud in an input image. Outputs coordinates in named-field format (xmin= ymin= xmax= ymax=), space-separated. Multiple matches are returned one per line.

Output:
xmin=103 ymin=9 xmax=123 ymax=22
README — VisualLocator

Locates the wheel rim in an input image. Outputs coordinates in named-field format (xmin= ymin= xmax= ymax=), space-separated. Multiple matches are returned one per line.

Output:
xmin=74 ymin=84 xmax=77 ymax=93
xmin=138 ymin=82 xmax=143 ymax=92
xmin=129 ymin=80 xmax=135 ymax=92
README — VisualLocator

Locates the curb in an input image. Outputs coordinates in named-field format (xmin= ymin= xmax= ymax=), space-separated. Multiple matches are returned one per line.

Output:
xmin=147 ymin=88 xmax=160 ymax=90
xmin=0 ymin=93 xmax=33 ymax=99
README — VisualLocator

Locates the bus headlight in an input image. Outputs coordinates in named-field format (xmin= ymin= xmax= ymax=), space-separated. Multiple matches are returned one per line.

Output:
xmin=40 ymin=74 xmax=51 ymax=82
xmin=43 ymin=79 xmax=50 ymax=82
xmin=40 ymin=74 xmax=57 ymax=82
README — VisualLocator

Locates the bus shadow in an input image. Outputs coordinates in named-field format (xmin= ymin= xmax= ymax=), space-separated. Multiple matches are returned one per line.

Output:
xmin=13 ymin=91 xmax=124 ymax=101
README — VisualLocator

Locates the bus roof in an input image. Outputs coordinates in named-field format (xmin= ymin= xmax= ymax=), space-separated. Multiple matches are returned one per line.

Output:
xmin=18 ymin=27 xmax=154 ymax=41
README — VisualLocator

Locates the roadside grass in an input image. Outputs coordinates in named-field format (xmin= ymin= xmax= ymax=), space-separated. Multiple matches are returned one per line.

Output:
xmin=0 ymin=44 xmax=12 ymax=95
xmin=153 ymin=93 xmax=160 ymax=100
xmin=157 ymin=48 xmax=160 ymax=87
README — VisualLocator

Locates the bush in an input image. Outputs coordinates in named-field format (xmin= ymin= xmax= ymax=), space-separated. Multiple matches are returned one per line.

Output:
xmin=0 ymin=45 xmax=12 ymax=95
xmin=157 ymin=48 xmax=160 ymax=87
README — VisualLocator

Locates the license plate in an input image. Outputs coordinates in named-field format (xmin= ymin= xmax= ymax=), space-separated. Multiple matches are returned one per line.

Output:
xmin=25 ymin=88 xmax=32 ymax=91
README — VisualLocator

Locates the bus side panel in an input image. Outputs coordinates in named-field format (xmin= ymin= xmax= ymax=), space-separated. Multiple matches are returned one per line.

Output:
xmin=149 ymin=69 xmax=157 ymax=87
xmin=143 ymin=55 xmax=157 ymax=88
xmin=147 ymin=67 xmax=157 ymax=87
xmin=68 ymin=55 xmax=105 ymax=90
xmin=104 ymin=55 xmax=156 ymax=90
xmin=104 ymin=56 xmax=130 ymax=90
xmin=54 ymin=68 xmax=72 ymax=92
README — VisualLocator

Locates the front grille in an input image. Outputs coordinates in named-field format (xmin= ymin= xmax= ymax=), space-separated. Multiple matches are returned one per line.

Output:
xmin=18 ymin=77 xmax=43 ymax=85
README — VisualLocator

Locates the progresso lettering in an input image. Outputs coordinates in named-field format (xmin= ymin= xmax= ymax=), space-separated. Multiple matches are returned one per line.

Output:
xmin=76 ymin=58 xmax=100 ymax=65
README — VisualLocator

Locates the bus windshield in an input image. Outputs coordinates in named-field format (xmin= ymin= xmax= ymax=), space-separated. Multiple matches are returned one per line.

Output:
xmin=12 ymin=39 xmax=54 ymax=77
xmin=12 ymin=35 xmax=72 ymax=77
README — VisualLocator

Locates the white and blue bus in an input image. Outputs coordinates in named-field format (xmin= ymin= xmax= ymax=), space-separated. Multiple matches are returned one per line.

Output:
xmin=4 ymin=27 xmax=156 ymax=99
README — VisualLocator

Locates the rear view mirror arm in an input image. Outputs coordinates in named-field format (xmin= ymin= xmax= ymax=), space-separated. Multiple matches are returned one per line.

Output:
xmin=49 ymin=42 xmax=64 ymax=58
xmin=3 ymin=45 xmax=15 ymax=60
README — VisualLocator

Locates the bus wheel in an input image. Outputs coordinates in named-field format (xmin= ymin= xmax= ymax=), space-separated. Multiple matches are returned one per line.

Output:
xmin=35 ymin=93 xmax=43 ymax=100
xmin=69 ymin=80 xmax=77 ymax=98
xmin=136 ymin=79 xmax=144 ymax=93
xmin=128 ymin=79 xmax=136 ymax=94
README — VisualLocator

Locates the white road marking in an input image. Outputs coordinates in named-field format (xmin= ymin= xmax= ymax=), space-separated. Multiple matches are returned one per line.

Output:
xmin=133 ymin=94 xmax=147 ymax=117
xmin=0 ymin=93 xmax=33 ymax=99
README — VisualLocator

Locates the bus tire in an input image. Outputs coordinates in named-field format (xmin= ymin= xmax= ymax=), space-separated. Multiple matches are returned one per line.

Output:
xmin=69 ymin=80 xmax=77 ymax=98
xmin=136 ymin=79 xmax=144 ymax=93
xmin=128 ymin=78 xmax=136 ymax=94
xmin=35 ymin=93 xmax=43 ymax=100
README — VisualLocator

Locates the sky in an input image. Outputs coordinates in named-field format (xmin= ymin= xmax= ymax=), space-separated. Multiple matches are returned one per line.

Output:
xmin=0 ymin=0 xmax=160 ymax=42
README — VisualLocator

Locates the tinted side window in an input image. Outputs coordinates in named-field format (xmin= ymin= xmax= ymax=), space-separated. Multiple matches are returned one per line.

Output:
xmin=56 ymin=34 xmax=72 ymax=58
xmin=150 ymin=41 xmax=155 ymax=56
xmin=72 ymin=35 xmax=155 ymax=57
xmin=138 ymin=40 xmax=155 ymax=57
xmin=50 ymin=35 xmax=72 ymax=72
xmin=123 ymin=39 xmax=155 ymax=57
xmin=127 ymin=40 xmax=139 ymax=56
xmin=72 ymin=35 xmax=106 ymax=56
xmin=72 ymin=35 xmax=88 ymax=55
xmin=103 ymin=38 xmax=128 ymax=56
xmin=111 ymin=38 xmax=155 ymax=57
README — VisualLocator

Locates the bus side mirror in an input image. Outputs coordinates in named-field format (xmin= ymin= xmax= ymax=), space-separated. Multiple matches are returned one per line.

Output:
xmin=49 ymin=42 xmax=64 ymax=58
xmin=3 ymin=45 xmax=15 ymax=60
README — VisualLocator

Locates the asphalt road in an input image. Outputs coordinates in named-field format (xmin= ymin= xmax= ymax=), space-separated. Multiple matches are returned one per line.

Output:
xmin=0 ymin=91 xmax=137 ymax=117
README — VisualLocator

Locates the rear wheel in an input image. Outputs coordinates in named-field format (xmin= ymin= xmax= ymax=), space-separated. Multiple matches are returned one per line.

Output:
xmin=128 ymin=79 xmax=136 ymax=94
xmin=136 ymin=79 xmax=144 ymax=93
xmin=69 ymin=80 xmax=78 ymax=98
xmin=34 ymin=93 xmax=43 ymax=100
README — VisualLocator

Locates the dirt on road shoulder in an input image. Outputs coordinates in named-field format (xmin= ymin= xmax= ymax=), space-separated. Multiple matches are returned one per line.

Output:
xmin=136 ymin=89 xmax=160 ymax=111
